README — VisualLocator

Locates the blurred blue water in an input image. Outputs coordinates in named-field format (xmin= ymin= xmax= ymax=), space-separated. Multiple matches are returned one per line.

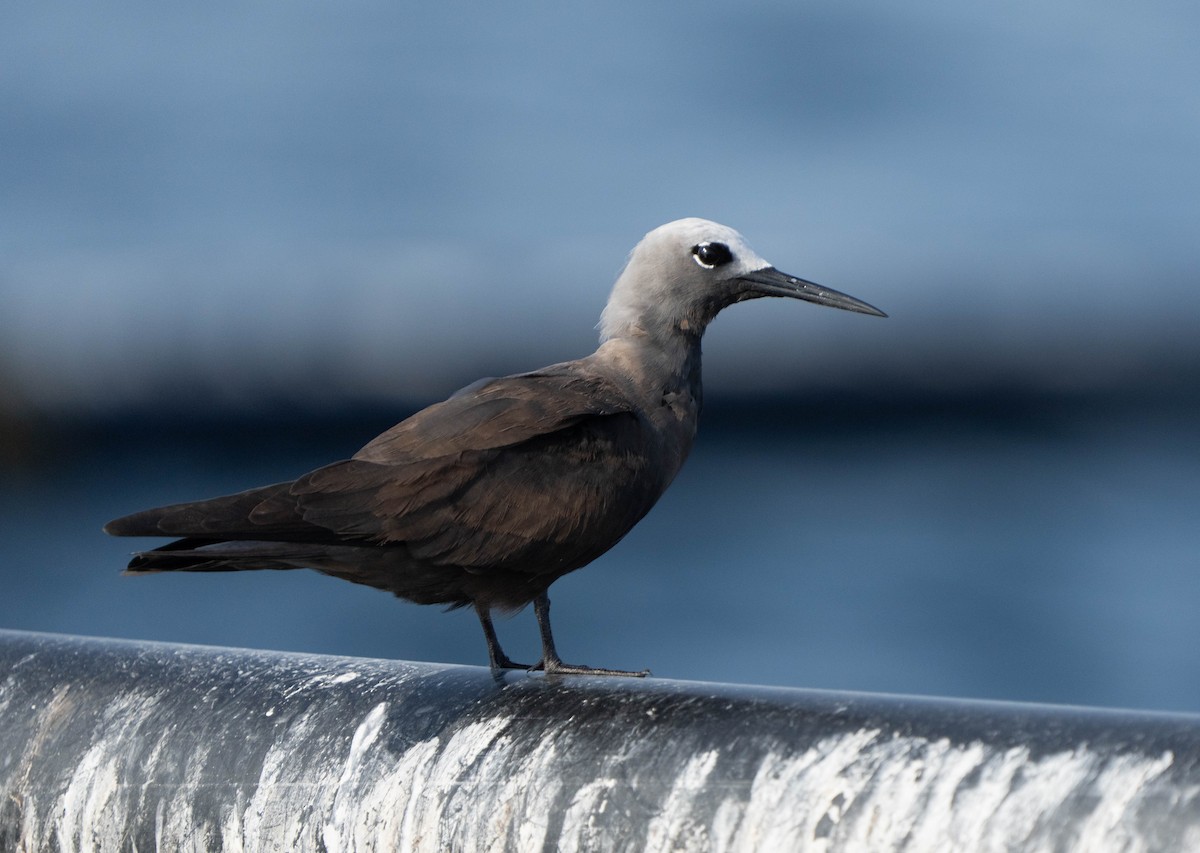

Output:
xmin=3 ymin=396 xmax=1197 ymax=712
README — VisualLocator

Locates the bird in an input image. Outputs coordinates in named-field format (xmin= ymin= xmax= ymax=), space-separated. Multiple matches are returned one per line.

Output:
xmin=105 ymin=218 xmax=885 ymax=677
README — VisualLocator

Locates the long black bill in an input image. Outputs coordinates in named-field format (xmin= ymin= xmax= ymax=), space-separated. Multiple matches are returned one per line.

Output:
xmin=737 ymin=267 xmax=887 ymax=317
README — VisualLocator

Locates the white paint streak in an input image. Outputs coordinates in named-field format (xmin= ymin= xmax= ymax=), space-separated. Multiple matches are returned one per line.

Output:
xmin=706 ymin=731 xmax=1193 ymax=852
xmin=727 ymin=727 xmax=882 ymax=851
xmin=1073 ymin=751 xmax=1174 ymax=852
xmin=150 ymin=729 xmax=218 ymax=852
xmin=59 ymin=737 xmax=118 ymax=853
xmin=281 ymin=670 xmax=362 ymax=699
xmin=55 ymin=692 xmax=163 ymax=853
xmin=558 ymin=777 xmax=617 ymax=853
xmin=946 ymin=744 xmax=1027 ymax=850
xmin=242 ymin=705 xmax=331 ymax=847
xmin=988 ymin=748 xmax=1094 ymax=846
xmin=645 ymin=749 xmax=721 ymax=852
xmin=467 ymin=733 xmax=561 ymax=852
xmin=322 ymin=701 xmax=387 ymax=852
xmin=310 ymin=712 xmax=524 ymax=851
xmin=408 ymin=716 xmax=516 ymax=848
xmin=905 ymin=739 xmax=990 ymax=852
xmin=220 ymin=795 xmax=245 ymax=853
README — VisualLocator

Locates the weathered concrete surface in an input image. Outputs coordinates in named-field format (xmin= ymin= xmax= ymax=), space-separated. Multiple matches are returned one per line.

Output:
xmin=1 ymin=629 xmax=1198 ymax=851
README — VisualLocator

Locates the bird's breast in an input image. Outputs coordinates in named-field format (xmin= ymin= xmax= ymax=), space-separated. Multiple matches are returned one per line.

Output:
xmin=661 ymin=388 xmax=700 ymax=426
xmin=649 ymin=388 xmax=699 ymax=482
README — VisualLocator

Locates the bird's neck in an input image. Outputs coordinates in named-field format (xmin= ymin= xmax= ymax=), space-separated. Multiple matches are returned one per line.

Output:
xmin=593 ymin=328 xmax=705 ymax=490
xmin=593 ymin=327 xmax=704 ymax=409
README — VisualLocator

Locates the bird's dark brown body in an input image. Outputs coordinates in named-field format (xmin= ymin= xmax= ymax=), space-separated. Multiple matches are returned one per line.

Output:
xmin=109 ymin=360 xmax=692 ymax=612
xmin=106 ymin=218 xmax=883 ymax=675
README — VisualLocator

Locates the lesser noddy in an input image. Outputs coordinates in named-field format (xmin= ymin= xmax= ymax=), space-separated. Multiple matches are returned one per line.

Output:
xmin=105 ymin=218 xmax=885 ymax=676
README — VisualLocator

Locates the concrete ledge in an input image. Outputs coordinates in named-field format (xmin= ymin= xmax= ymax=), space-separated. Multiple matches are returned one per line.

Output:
xmin=1 ymin=629 xmax=1199 ymax=850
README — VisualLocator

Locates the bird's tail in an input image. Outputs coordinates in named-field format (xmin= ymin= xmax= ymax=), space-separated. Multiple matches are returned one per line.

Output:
xmin=104 ymin=483 xmax=295 ymax=539
xmin=106 ymin=480 xmax=399 ymax=582
xmin=122 ymin=539 xmax=327 ymax=574
xmin=106 ymin=481 xmax=352 ymax=573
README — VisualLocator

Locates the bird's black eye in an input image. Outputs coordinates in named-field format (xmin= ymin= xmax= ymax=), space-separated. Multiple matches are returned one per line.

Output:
xmin=691 ymin=242 xmax=734 ymax=269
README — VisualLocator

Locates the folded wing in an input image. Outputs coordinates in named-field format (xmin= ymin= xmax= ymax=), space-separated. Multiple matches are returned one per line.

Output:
xmin=106 ymin=367 xmax=659 ymax=585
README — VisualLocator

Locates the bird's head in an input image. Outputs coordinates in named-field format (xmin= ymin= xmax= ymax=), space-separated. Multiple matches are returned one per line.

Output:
xmin=599 ymin=218 xmax=884 ymax=343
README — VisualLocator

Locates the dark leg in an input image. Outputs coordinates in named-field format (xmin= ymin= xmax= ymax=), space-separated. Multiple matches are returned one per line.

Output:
xmin=533 ymin=592 xmax=649 ymax=677
xmin=476 ymin=604 xmax=534 ymax=670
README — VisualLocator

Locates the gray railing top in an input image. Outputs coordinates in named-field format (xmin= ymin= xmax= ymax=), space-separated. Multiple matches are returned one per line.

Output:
xmin=2 ymin=628 xmax=1198 ymax=851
